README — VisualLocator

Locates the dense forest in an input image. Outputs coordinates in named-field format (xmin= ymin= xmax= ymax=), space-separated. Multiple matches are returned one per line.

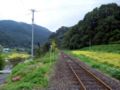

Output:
xmin=49 ymin=26 xmax=69 ymax=48
xmin=50 ymin=3 xmax=120 ymax=49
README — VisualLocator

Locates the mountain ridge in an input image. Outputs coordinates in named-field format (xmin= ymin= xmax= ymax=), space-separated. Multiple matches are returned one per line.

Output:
xmin=0 ymin=20 xmax=52 ymax=48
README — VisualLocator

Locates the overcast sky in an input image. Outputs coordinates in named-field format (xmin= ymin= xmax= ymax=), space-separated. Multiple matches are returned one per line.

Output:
xmin=0 ymin=0 xmax=120 ymax=31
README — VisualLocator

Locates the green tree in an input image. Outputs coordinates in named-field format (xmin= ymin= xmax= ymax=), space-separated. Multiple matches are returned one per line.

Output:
xmin=0 ymin=45 xmax=4 ymax=70
xmin=62 ymin=3 xmax=120 ymax=49
xmin=35 ymin=42 xmax=50 ymax=58
xmin=0 ymin=54 xmax=4 ymax=70
xmin=51 ymin=40 xmax=58 ymax=52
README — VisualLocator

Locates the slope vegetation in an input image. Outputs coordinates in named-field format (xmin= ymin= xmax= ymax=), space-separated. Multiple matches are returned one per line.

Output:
xmin=0 ymin=20 xmax=52 ymax=48
xmin=0 ymin=52 xmax=58 ymax=90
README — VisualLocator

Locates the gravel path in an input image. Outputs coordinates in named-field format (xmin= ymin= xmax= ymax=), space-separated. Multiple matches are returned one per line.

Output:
xmin=47 ymin=52 xmax=120 ymax=90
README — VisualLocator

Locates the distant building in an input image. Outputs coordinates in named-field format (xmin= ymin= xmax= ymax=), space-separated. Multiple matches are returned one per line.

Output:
xmin=3 ymin=48 xmax=10 ymax=53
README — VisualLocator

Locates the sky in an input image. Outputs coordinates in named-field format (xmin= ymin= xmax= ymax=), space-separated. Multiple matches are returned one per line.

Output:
xmin=0 ymin=0 xmax=120 ymax=32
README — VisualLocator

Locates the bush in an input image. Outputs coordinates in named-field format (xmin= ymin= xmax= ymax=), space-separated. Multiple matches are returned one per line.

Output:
xmin=9 ymin=57 xmax=23 ymax=67
xmin=8 ymin=53 xmax=30 ymax=67
xmin=0 ymin=54 xmax=4 ymax=70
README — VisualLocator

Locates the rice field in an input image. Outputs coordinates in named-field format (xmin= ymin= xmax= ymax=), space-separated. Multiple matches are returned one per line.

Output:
xmin=68 ymin=44 xmax=120 ymax=80
xmin=72 ymin=51 xmax=120 ymax=68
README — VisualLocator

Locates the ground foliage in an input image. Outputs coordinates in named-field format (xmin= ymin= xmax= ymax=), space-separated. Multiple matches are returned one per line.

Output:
xmin=0 ymin=51 xmax=58 ymax=90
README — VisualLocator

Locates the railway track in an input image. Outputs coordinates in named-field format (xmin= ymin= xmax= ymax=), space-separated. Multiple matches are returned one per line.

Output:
xmin=63 ymin=53 xmax=112 ymax=90
xmin=48 ymin=53 xmax=120 ymax=90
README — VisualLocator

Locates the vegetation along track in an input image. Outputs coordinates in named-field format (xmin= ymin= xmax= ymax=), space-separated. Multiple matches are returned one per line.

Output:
xmin=62 ymin=52 xmax=113 ymax=90
xmin=48 ymin=52 xmax=120 ymax=90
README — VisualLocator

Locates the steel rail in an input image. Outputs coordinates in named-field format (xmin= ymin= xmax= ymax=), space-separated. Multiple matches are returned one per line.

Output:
xmin=67 ymin=61 xmax=86 ymax=90
xmin=64 ymin=53 xmax=112 ymax=90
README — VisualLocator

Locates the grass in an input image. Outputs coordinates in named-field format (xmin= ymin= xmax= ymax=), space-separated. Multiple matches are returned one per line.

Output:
xmin=81 ymin=44 xmax=120 ymax=54
xmin=66 ymin=44 xmax=120 ymax=80
xmin=0 ymin=51 xmax=58 ymax=90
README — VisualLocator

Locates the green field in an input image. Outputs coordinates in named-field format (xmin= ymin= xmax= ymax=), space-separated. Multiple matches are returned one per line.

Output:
xmin=0 ymin=51 xmax=58 ymax=90
xmin=67 ymin=44 xmax=120 ymax=80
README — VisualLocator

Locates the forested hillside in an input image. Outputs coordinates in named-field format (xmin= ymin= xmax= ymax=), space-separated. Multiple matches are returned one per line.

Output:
xmin=0 ymin=20 xmax=52 ymax=48
xmin=49 ymin=26 xmax=69 ymax=48
xmin=51 ymin=3 xmax=120 ymax=49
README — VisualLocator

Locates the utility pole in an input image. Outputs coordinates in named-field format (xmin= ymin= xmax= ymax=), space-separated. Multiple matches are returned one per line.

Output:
xmin=31 ymin=9 xmax=35 ymax=59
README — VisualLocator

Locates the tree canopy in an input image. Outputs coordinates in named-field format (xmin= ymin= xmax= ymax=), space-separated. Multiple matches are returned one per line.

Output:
xmin=52 ymin=3 xmax=120 ymax=49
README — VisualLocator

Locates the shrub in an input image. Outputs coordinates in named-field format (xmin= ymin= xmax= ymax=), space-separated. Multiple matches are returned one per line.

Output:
xmin=0 ymin=54 xmax=4 ymax=70
xmin=8 ymin=53 xmax=30 ymax=66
